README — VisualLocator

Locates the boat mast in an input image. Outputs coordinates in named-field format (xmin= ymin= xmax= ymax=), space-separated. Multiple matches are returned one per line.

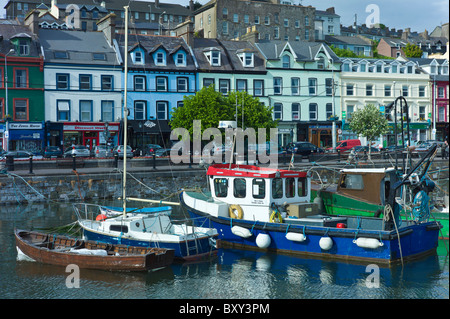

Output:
xmin=122 ymin=6 xmax=129 ymax=217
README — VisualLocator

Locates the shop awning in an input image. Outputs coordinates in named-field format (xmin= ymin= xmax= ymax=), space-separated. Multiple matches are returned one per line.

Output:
xmin=128 ymin=119 xmax=172 ymax=134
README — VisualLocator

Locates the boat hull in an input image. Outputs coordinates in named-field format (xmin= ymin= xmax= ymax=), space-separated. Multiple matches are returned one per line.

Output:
xmin=182 ymin=199 xmax=441 ymax=265
xmin=15 ymin=229 xmax=174 ymax=271
xmin=311 ymin=188 xmax=449 ymax=240
xmin=80 ymin=225 xmax=217 ymax=262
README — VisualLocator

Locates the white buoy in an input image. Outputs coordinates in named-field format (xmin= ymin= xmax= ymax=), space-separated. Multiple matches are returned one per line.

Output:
xmin=256 ymin=233 xmax=271 ymax=248
xmin=354 ymin=237 xmax=383 ymax=249
xmin=286 ymin=232 xmax=306 ymax=242
xmin=231 ymin=226 xmax=252 ymax=238
xmin=319 ymin=237 xmax=333 ymax=250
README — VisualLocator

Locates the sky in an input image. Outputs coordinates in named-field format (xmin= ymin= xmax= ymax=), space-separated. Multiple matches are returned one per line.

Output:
xmin=1 ymin=0 xmax=448 ymax=33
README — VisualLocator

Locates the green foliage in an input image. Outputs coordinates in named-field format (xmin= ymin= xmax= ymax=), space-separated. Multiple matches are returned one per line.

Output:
xmin=403 ymin=43 xmax=423 ymax=58
xmin=349 ymin=104 xmax=389 ymax=143
xmin=169 ymin=86 xmax=277 ymax=140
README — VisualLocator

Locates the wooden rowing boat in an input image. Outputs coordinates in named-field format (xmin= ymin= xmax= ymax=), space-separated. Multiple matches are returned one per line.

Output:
xmin=15 ymin=229 xmax=175 ymax=271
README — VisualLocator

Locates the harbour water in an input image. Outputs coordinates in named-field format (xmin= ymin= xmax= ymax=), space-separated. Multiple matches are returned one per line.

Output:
xmin=0 ymin=201 xmax=448 ymax=301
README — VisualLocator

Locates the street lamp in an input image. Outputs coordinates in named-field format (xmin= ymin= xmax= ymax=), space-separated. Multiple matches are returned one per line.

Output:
xmin=329 ymin=56 xmax=336 ymax=151
xmin=4 ymin=49 xmax=15 ymax=152
xmin=159 ymin=11 xmax=166 ymax=35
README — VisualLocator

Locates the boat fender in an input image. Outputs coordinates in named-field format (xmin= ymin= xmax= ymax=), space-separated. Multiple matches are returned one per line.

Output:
xmin=256 ymin=233 xmax=271 ymax=248
xmin=269 ymin=203 xmax=283 ymax=223
xmin=286 ymin=232 xmax=307 ymax=242
xmin=229 ymin=205 xmax=244 ymax=219
xmin=319 ymin=237 xmax=333 ymax=251
xmin=96 ymin=214 xmax=107 ymax=221
xmin=353 ymin=237 xmax=383 ymax=249
xmin=231 ymin=226 xmax=252 ymax=238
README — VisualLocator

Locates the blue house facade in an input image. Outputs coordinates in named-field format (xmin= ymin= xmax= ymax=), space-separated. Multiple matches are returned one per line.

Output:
xmin=117 ymin=33 xmax=197 ymax=148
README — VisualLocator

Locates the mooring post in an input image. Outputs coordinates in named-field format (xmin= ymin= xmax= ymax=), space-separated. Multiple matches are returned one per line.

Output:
xmin=29 ymin=154 xmax=33 ymax=174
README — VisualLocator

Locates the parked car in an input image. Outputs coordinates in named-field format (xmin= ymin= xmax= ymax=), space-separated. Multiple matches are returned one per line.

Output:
xmin=1 ymin=150 xmax=33 ymax=160
xmin=154 ymin=148 xmax=171 ymax=157
xmin=43 ymin=146 xmax=63 ymax=158
xmin=92 ymin=145 xmax=112 ymax=158
xmin=286 ymin=142 xmax=324 ymax=156
xmin=327 ymin=139 xmax=361 ymax=153
xmin=113 ymin=145 xmax=134 ymax=159
xmin=63 ymin=145 xmax=90 ymax=158
xmin=351 ymin=146 xmax=380 ymax=154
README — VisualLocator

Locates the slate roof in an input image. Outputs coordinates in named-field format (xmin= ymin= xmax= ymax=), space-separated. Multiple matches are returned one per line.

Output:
xmin=116 ymin=33 xmax=196 ymax=71
xmin=0 ymin=24 xmax=40 ymax=57
xmin=255 ymin=40 xmax=339 ymax=62
xmin=38 ymin=28 xmax=119 ymax=65
xmin=325 ymin=35 xmax=372 ymax=46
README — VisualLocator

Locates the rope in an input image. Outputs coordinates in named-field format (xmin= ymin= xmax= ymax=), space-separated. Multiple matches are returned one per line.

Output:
xmin=385 ymin=204 xmax=404 ymax=267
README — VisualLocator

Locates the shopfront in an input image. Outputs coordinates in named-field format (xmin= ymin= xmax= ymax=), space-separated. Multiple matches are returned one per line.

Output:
xmin=7 ymin=122 xmax=45 ymax=155
xmin=63 ymin=122 xmax=119 ymax=150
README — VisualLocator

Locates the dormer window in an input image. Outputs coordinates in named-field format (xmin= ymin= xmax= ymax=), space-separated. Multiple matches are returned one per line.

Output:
xmin=175 ymin=52 xmax=186 ymax=66
xmin=134 ymin=51 xmax=144 ymax=64
xmin=18 ymin=39 xmax=30 ymax=56
xmin=282 ymin=55 xmax=291 ymax=68
xmin=238 ymin=52 xmax=254 ymax=67
xmin=342 ymin=62 xmax=351 ymax=72
xmin=205 ymin=49 xmax=221 ymax=66
xmin=391 ymin=64 xmax=398 ymax=73
xmin=359 ymin=62 xmax=366 ymax=72
xmin=155 ymin=51 xmax=165 ymax=65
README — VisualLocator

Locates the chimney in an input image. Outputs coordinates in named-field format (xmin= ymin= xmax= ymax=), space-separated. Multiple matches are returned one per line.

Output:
xmin=326 ymin=7 xmax=335 ymax=14
xmin=155 ymin=0 xmax=159 ymax=9
xmin=24 ymin=9 xmax=40 ymax=35
xmin=175 ymin=18 xmax=194 ymax=46
xmin=189 ymin=0 xmax=194 ymax=12
xmin=97 ymin=13 xmax=116 ymax=46
xmin=239 ymin=25 xmax=259 ymax=44
xmin=421 ymin=29 xmax=430 ymax=40
xmin=402 ymin=27 xmax=410 ymax=40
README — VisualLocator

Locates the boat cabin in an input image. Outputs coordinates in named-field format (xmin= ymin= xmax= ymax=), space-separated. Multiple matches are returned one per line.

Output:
xmin=207 ymin=164 xmax=314 ymax=222
xmin=337 ymin=168 xmax=399 ymax=205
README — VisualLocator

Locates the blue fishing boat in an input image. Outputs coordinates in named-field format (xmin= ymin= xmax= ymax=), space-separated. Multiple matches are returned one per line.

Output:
xmin=181 ymin=160 xmax=442 ymax=265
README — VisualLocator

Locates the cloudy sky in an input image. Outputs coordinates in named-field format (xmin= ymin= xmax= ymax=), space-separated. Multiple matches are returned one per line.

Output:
xmin=1 ymin=0 xmax=448 ymax=33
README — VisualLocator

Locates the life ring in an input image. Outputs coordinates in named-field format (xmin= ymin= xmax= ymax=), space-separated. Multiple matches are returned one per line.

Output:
xmin=269 ymin=209 xmax=283 ymax=223
xmin=229 ymin=204 xmax=244 ymax=219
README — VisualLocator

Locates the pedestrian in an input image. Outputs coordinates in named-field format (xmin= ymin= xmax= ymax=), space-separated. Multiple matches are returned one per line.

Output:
xmin=443 ymin=140 xmax=448 ymax=159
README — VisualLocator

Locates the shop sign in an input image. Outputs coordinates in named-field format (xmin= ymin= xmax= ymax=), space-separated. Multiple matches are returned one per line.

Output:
xmin=64 ymin=124 xmax=119 ymax=131
xmin=9 ymin=123 xmax=43 ymax=130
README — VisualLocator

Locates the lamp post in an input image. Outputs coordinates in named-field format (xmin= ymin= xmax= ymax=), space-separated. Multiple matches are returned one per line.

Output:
xmin=159 ymin=11 xmax=166 ymax=35
xmin=329 ymin=56 xmax=336 ymax=151
xmin=4 ymin=49 xmax=15 ymax=152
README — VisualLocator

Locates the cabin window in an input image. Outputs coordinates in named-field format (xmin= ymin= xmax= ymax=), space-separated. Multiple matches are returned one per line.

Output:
xmin=252 ymin=179 xmax=265 ymax=199
xmin=285 ymin=178 xmax=295 ymax=198
xmin=340 ymin=174 xmax=364 ymax=190
xmin=233 ymin=178 xmax=246 ymax=198
xmin=214 ymin=178 xmax=228 ymax=197
xmin=272 ymin=178 xmax=283 ymax=199
xmin=110 ymin=225 xmax=128 ymax=233
xmin=298 ymin=177 xmax=307 ymax=197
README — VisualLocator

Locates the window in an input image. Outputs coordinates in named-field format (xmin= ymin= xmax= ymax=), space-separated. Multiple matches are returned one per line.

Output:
xmin=79 ymin=75 xmax=91 ymax=90
xmin=376 ymin=63 xmax=382 ymax=73
xmin=402 ymin=85 xmax=408 ymax=97
xmin=156 ymin=101 xmax=168 ymax=120
xmin=56 ymin=74 xmax=69 ymax=90
xmin=222 ymin=22 xmax=228 ymax=35
xmin=253 ymin=80 xmax=264 ymax=96
xmin=272 ymin=178 xmax=283 ymax=199
xmin=282 ymin=55 xmax=290 ymax=68
xmin=391 ymin=64 xmax=398 ymax=73
xmin=79 ymin=100 xmax=92 ymax=121
xmin=309 ymin=103 xmax=318 ymax=120
xmin=305 ymin=16 xmax=309 ymax=26
xmin=54 ymin=51 xmax=68 ymax=59
xmin=155 ymin=52 xmax=165 ymax=65
xmin=438 ymin=87 xmax=445 ymax=98
xmin=134 ymin=51 xmax=143 ymax=64
xmin=214 ymin=178 xmax=228 ymax=197
xmin=384 ymin=85 xmax=391 ymax=97
xmin=325 ymin=78 xmax=333 ymax=96
xmin=57 ymin=100 xmax=70 ymax=121
xmin=292 ymin=103 xmax=300 ymax=121
xmin=291 ymin=78 xmax=300 ymax=95
xmin=343 ymin=62 xmax=350 ymax=72
xmin=14 ymin=99 xmax=28 ymax=121
xmin=286 ymin=178 xmax=295 ymax=198
xmin=366 ymin=84 xmax=373 ymax=96
xmin=328 ymin=25 xmax=334 ymax=34
xmin=298 ymin=177 xmax=307 ymax=197
xmin=233 ymin=13 xmax=238 ymax=23
xmin=233 ymin=178 xmax=246 ymax=198
xmin=14 ymin=69 xmax=27 ymax=88
xmin=134 ymin=101 xmax=146 ymax=120
xmin=101 ymin=75 xmax=113 ymax=91
xmin=18 ymin=39 xmax=30 ymax=56
xmin=236 ymin=79 xmax=247 ymax=92
xmin=134 ymin=76 xmax=146 ymax=91
xmin=419 ymin=86 xmax=426 ymax=97
xmin=308 ymin=78 xmax=317 ymax=95
xmin=156 ymin=77 xmax=168 ymax=92
xmin=252 ymin=179 xmax=265 ymax=199
xmin=254 ymin=15 xmax=260 ymax=25
xmin=177 ymin=77 xmax=188 ymax=92
xmin=407 ymin=65 xmax=413 ymax=74
xmin=274 ymin=103 xmax=283 ymax=120
xmin=274 ymin=77 xmax=282 ymax=95
xmin=93 ymin=53 xmax=106 ymax=61
xmin=295 ymin=20 xmax=300 ymax=28
xmin=360 ymin=63 xmax=366 ymax=72
xmin=326 ymin=103 xmax=333 ymax=120
xmin=175 ymin=52 xmax=185 ymax=66
xmin=317 ymin=57 xmax=325 ymax=69
xmin=347 ymin=105 xmax=354 ymax=119
xmin=346 ymin=84 xmax=354 ymax=96
xmin=203 ymin=78 xmax=214 ymax=88
xmin=274 ymin=27 xmax=279 ymax=39
xmin=222 ymin=8 xmax=228 ymax=18
xmin=264 ymin=16 xmax=270 ymax=25
xmin=244 ymin=15 xmax=249 ymax=24
xmin=340 ymin=174 xmax=364 ymax=190
xmin=238 ymin=52 xmax=254 ymax=67
xmin=419 ymin=106 xmax=426 ymax=121
xmin=101 ymin=101 xmax=114 ymax=122
xmin=284 ymin=19 xmax=289 ymax=27
xmin=205 ymin=50 xmax=221 ymax=66
xmin=305 ymin=29 xmax=309 ymax=41
xmin=219 ymin=79 xmax=230 ymax=95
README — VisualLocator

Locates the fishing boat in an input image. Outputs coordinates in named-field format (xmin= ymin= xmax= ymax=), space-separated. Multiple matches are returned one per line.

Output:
xmin=75 ymin=7 xmax=218 ymax=262
xmin=15 ymin=229 xmax=174 ymax=271
xmin=310 ymin=146 xmax=448 ymax=240
xmin=180 ymin=161 xmax=442 ymax=265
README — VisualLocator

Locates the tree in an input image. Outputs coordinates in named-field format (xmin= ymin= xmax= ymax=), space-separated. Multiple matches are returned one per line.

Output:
xmin=403 ymin=43 xmax=423 ymax=58
xmin=349 ymin=104 xmax=389 ymax=159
